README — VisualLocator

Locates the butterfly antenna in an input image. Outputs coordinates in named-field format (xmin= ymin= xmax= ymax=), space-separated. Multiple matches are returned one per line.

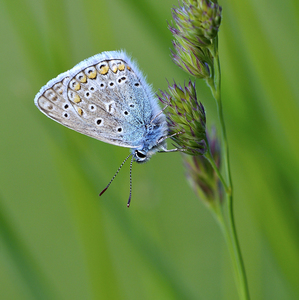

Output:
xmin=127 ymin=155 xmax=134 ymax=208
xmin=99 ymin=153 xmax=133 ymax=197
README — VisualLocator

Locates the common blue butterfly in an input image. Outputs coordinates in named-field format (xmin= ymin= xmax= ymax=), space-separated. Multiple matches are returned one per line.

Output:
xmin=34 ymin=51 xmax=170 ymax=206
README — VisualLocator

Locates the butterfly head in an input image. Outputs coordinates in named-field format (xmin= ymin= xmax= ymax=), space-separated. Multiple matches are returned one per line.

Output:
xmin=133 ymin=134 xmax=167 ymax=163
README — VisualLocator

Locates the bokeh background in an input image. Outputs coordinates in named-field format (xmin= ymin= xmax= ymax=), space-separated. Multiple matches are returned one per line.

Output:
xmin=1 ymin=0 xmax=299 ymax=299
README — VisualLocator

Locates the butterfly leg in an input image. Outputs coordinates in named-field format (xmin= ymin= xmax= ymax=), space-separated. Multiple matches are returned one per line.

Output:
xmin=158 ymin=131 xmax=184 ymax=144
xmin=158 ymin=148 xmax=185 ymax=153
xmin=150 ymin=103 xmax=170 ymax=124
xmin=158 ymin=131 xmax=186 ymax=153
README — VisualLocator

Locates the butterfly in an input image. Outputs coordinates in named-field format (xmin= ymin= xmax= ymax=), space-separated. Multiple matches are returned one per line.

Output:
xmin=34 ymin=51 xmax=174 ymax=207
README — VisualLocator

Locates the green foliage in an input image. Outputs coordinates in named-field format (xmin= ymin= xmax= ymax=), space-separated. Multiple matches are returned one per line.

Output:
xmin=0 ymin=0 xmax=299 ymax=299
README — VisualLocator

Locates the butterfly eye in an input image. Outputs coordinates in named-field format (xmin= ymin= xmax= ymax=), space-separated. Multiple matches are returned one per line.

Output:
xmin=135 ymin=150 xmax=147 ymax=161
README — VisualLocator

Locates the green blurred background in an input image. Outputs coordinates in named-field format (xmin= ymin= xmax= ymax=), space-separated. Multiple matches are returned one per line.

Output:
xmin=1 ymin=0 xmax=299 ymax=299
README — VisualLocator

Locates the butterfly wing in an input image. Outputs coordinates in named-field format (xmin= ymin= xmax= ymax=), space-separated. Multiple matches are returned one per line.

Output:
xmin=34 ymin=51 xmax=157 ymax=148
